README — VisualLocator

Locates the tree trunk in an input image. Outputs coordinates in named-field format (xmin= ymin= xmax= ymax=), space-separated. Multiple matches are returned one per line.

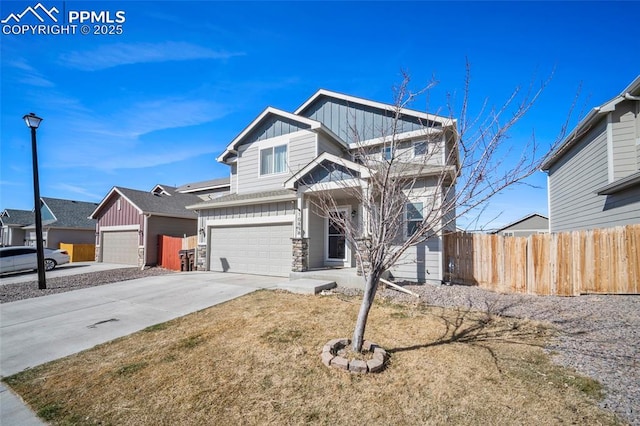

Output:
xmin=352 ymin=272 xmax=381 ymax=352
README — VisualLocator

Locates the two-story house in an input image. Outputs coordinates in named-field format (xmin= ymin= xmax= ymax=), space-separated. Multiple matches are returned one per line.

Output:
xmin=188 ymin=90 xmax=457 ymax=283
xmin=541 ymin=76 xmax=640 ymax=232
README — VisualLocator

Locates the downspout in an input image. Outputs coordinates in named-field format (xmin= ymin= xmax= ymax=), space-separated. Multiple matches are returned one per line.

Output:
xmin=623 ymin=93 xmax=640 ymax=101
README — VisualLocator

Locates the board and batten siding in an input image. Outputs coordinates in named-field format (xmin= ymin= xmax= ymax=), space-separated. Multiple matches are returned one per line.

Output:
xmin=240 ymin=114 xmax=311 ymax=146
xmin=236 ymin=130 xmax=317 ymax=194
xmin=548 ymin=118 xmax=640 ymax=232
xmin=301 ymin=97 xmax=435 ymax=144
xmin=611 ymin=101 xmax=640 ymax=180
xmin=96 ymin=195 xmax=143 ymax=245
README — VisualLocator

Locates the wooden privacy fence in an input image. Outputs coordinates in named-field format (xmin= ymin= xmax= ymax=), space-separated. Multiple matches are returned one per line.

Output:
xmin=59 ymin=243 xmax=95 ymax=262
xmin=158 ymin=235 xmax=198 ymax=271
xmin=444 ymin=224 xmax=640 ymax=296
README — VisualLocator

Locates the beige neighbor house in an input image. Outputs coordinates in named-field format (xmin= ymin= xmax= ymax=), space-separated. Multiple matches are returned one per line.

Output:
xmin=188 ymin=89 xmax=458 ymax=284
xmin=22 ymin=198 xmax=98 ymax=249
xmin=541 ymin=75 xmax=640 ymax=232
xmin=0 ymin=209 xmax=33 ymax=246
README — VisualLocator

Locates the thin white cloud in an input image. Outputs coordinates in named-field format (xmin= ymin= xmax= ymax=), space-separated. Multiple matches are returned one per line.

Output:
xmin=8 ymin=59 xmax=55 ymax=87
xmin=59 ymin=41 xmax=244 ymax=71
xmin=37 ymin=94 xmax=229 ymax=171
xmin=52 ymin=183 xmax=103 ymax=200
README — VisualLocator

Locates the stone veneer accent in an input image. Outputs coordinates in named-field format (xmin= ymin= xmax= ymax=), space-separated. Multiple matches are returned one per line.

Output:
xmin=196 ymin=245 xmax=207 ymax=271
xmin=355 ymin=238 xmax=371 ymax=276
xmin=321 ymin=338 xmax=387 ymax=374
xmin=137 ymin=247 xmax=145 ymax=268
xmin=291 ymin=238 xmax=309 ymax=272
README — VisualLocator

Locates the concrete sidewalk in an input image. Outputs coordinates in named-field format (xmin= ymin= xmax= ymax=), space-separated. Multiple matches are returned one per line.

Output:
xmin=0 ymin=261 xmax=132 ymax=285
xmin=0 ymin=271 xmax=282 ymax=424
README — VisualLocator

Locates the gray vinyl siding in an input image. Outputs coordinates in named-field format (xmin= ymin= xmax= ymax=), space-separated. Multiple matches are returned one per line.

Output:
xmin=389 ymin=236 xmax=442 ymax=284
xmin=307 ymin=208 xmax=325 ymax=268
xmin=199 ymin=201 xmax=296 ymax=222
xmin=236 ymin=130 xmax=317 ymax=194
xmin=317 ymin=132 xmax=345 ymax=157
xmin=301 ymin=97 xmax=439 ymax=144
xmin=146 ymin=216 xmax=197 ymax=265
xmin=240 ymin=115 xmax=310 ymax=146
xmin=548 ymin=118 xmax=640 ymax=232
xmin=611 ymin=101 xmax=639 ymax=179
xmin=289 ymin=133 xmax=317 ymax=172
xmin=230 ymin=166 xmax=237 ymax=193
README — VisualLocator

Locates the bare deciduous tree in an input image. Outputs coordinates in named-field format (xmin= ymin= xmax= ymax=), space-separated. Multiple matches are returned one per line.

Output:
xmin=305 ymin=65 xmax=570 ymax=352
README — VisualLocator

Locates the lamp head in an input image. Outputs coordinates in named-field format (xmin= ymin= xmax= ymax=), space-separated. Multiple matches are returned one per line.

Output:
xmin=23 ymin=113 xmax=43 ymax=129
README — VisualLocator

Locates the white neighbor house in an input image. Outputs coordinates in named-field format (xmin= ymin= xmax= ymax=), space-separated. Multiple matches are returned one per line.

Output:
xmin=188 ymin=90 xmax=458 ymax=284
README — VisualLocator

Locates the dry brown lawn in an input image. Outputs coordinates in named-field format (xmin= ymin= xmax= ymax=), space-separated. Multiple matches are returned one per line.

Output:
xmin=5 ymin=290 xmax=621 ymax=425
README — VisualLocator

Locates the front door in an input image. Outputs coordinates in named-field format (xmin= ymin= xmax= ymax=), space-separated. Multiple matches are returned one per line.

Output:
xmin=326 ymin=208 xmax=349 ymax=266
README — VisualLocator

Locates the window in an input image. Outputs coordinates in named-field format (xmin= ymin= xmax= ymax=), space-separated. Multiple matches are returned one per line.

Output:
xmin=260 ymin=144 xmax=287 ymax=175
xmin=405 ymin=202 xmax=423 ymax=237
xmin=382 ymin=146 xmax=392 ymax=161
xmin=414 ymin=141 xmax=427 ymax=157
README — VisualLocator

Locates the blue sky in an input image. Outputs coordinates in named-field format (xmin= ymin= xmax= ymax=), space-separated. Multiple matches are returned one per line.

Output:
xmin=1 ymin=1 xmax=638 ymax=229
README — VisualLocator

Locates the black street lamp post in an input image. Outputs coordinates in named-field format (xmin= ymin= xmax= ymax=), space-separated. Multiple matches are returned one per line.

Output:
xmin=23 ymin=112 xmax=46 ymax=290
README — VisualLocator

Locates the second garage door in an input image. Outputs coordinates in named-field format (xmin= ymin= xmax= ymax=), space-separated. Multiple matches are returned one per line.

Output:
xmin=209 ymin=223 xmax=292 ymax=277
xmin=102 ymin=231 xmax=139 ymax=265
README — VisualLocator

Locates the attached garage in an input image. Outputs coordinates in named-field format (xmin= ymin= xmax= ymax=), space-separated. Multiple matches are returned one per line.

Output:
xmin=209 ymin=223 xmax=292 ymax=277
xmin=101 ymin=231 xmax=139 ymax=265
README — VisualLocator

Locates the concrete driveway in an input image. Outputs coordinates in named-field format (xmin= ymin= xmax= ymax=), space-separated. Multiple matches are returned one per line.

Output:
xmin=1 ymin=271 xmax=284 ymax=425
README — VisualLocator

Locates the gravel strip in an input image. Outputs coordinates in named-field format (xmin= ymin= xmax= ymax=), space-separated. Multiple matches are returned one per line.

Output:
xmin=0 ymin=267 xmax=174 ymax=303
xmin=338 ymin=283 xmax=639 ymax=425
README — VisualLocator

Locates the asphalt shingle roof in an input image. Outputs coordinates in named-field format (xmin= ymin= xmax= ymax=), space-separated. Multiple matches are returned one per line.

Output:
xmin=0 ymin=209 xmax=34 ymax=226
xmin=39 ymin=198 xmax=99 ymax=229
xmin=115 ymin=185 xmax=200 ymax=218
xmin=176 ymin=177 xmax=230 ymax=192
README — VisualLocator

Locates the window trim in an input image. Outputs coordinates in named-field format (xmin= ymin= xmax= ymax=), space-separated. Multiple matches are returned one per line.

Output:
xmin=259 ymin=143 xmax=288 ymax=176
xmin=404 ymin=201 xmax=424 ymax=239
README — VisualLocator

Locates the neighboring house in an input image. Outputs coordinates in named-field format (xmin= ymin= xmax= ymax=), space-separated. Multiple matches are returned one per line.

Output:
xmin=176 ymin=177 xmax=230 ymax=201
xmin=22 ymin=198 xmax=98 ymax=249
xmin=492 ymin=213 xmax=549 ymax=237
xmin=0 ymin=209 xmax=33 ymax=246
xmin=188 ymin=89 xmax=458 ymax=283
xmin=90 ymin=184 xmax=200 ymax=266
xmin=541 ymin=76 xmax=640 ymax=232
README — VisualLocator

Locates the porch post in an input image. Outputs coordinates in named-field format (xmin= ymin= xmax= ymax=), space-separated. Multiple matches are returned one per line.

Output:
xmin=291 ymin=190 xmax=309 ymax=272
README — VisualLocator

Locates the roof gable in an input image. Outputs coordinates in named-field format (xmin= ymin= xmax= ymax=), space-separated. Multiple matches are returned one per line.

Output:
xmin=91 ymin=185 xmax=200 ymax=219
xmin=284 ymin=152 xmax=371 ymax=189
xmin=38 ymin=197 xmax=99 ymax=229
xmin=542 ymin=75 xmax=640 ymax=171
xmin=295 ymin=89 xmax=454 ymax=144
xmin=0 ymin=209 xmax=34 ymax=226
xmin=217 ymin=107 xmax=324 ymax=163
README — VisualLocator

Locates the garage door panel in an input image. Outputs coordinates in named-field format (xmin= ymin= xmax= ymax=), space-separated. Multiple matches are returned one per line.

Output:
xmin=102 ymin=231 xmax=138 ymax=265
xmin=209 ymin=223 xmax=291 ymax=277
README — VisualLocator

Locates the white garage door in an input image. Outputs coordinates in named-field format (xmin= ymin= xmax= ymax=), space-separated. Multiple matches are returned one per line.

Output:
xmin=102 ymin=231 xmax=139 ymax=265
xmin=209 ymin=223 xmax=292 ymax=277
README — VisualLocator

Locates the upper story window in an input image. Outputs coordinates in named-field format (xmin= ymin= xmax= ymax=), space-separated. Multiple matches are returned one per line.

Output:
xmin=260 ymin=144 xmax=287 ymax=175
xmin=382 ymin=146 xmax=393 ymax=161
xmin=413 ymin=141 xmax=428 ymax=157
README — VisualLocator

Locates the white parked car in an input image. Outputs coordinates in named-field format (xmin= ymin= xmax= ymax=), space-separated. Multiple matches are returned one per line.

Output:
xmin=0 ymin=246 xmax=70 ymax=274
